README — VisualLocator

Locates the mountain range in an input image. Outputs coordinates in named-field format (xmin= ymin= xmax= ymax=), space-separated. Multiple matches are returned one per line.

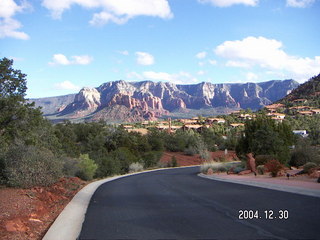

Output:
xmin=31 ymin=79 xmax=299 ymax=122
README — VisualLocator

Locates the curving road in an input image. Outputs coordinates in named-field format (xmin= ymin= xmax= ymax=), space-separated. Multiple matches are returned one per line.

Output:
xmin=78 ymin=167 xmax=319 ymax=240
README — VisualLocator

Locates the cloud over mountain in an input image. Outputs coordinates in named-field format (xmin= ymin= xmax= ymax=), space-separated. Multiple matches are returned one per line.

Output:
xmin=42 ymin=0 xmax=173 ymax=24
xmin=215 ymin=36 xmax=320 ymax=82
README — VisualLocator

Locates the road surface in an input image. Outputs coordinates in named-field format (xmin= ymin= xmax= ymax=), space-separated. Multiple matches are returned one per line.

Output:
xmin=78 ymin=167 xmax=319 ymax=239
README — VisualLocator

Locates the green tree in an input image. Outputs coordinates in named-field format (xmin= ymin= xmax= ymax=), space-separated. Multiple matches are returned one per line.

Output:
xmin=236 ymin=115 xmax=294 ymax=164
xmin=0 ymin=58 xmax=44 ymax=144
xmin=76 ymin=154 xmax=98 ymax=181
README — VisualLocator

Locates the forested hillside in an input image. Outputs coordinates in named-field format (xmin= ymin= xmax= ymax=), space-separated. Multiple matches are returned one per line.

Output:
xmin=1 ymin=58 xmax=319 ymax=189
xmin=279 ymin=73 xmax=320 ymax=107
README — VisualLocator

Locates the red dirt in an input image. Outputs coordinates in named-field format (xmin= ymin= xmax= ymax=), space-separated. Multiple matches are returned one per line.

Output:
xmin=0 ymin=177 xmax=86 ymax=240
xmin=160 ymin=150 xmax=238 ymax=166
xmin=207 ymin=172 xmax=320 ymax=190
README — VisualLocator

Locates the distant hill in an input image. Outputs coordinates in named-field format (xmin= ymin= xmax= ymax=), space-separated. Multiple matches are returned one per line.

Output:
xmin=278 ymin=73 xmax=320 ymax=107
xmin=30 ymin=79 xmax=299 ymax=123
xmin=29 ymin=94 xmax=76 ymax=115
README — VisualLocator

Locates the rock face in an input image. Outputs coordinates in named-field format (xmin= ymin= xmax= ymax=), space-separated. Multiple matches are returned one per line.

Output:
xmin=59 ymin=87 xmax=101 ymax=117
xmin=31 ymin=79 xmax=299 ymax=122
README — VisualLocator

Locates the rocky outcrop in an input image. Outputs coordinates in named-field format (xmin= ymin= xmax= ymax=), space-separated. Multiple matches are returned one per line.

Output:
xmin=58 ymin=87 xmax=100 ymax=117
xmin=31 ymin=79 xmax=299 ymax=122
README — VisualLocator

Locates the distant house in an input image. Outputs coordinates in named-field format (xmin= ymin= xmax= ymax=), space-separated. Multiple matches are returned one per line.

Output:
xmin=293 ymin=99 xmax=307 ymax=103
xmin=127 ymin=128 xmax=148 ymax=135
xmin=182 ymin=124 xmax=209 ymax=132
xmin=267 ymin=112 xmax=286 ymax=120
xmin=293 ymin=130 xmax=308 ymax=138
xmin=311 ymin=109 xmax=320 ymax=115
xmin=230 ymin=123 xmax=245 ymax=128
xmin=206 ymin=118 xmax=226 ymax=124
xmin=179 ymin=119 xmax=198 ymax=124
xmin=239 ymin=113 xmax=255 ymax=120
xmin=230 ymin=110 xmax=241 ymax=115
xmin=122 ymin=125 xmax=133 ymax=129
xmin=289 ymin=106 xmax=312 ymax=111
xmin=298 ymin=111 xmax=313 ymax=116
xmin=265 ymin=104 xmax=285 ymax=112
xmin=156 ymin=125 xmax=169 ymax=130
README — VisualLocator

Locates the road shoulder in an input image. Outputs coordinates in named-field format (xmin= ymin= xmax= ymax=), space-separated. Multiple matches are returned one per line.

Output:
xmin=199 ymin=173 xmax=320 ymax=198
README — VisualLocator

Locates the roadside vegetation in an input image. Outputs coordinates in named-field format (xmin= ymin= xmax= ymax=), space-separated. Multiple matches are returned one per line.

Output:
xmin=1 ymin=58 xmax=319 ymax=188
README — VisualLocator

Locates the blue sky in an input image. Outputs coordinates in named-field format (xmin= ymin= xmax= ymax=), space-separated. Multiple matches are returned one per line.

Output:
xmin=1 ymin=0 xmax=320 ymax=98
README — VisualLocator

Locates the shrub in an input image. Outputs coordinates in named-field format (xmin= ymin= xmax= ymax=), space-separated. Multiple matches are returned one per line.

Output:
xmin=129 ymin=162 xmax=144 ymax=173
xmin=76 ymin=154 xmax=98 ymax=181
xmin=256 ymin=165 xmax=265 ymax=175
xmin=303 ymin=162 xmax=318 ymax=174
xmin=265 ymin=160 xmax=283 ymax=177
xmin=3 ymin=142 xmax=62 ymax=188
xmin=184 ymin=146 xmax=197 ymax=156
xmin=289 ymin=139 xmax=320 ymax=167
xmin=289 ymin=150 xmax=309 ymax=167
xmin=200 ymin=161 xmax=236 ymax=173
xmin=97 ymin=155 xmax=121 ymax=177
xmin=142 ymin=151 xmax=163 ymax=168
xmin=233 ymin=166 xmax=245 ymax=174
xmin=171 ymin=156 xmax=178 ymax=167
xmin=199 ymin=150 xmax=211 ymax=160
xmin=255 ymin=155 xmax=275 ymax=166
xmin=111 ymin=147 xmax=139 ymax=174
xmin=62 ymin=157 xmax=81 ymax=177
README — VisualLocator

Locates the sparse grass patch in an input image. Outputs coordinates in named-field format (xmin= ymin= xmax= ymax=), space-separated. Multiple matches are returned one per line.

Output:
xmin=129 ymin=162 xmax=144 ymax=173
xmin=200 ymin=161 xmax=241 ymax=174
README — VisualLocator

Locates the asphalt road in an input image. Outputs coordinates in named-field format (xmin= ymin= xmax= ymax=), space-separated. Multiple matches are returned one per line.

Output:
xmin=78 ymin=167 xmax=319 ymax=240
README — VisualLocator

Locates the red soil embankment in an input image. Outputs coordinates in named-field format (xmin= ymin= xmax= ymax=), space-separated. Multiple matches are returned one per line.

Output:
xmin=0 ymin=177 xmax=86 ymax=240
xmin=160 ymin=150 xmax=238 ymax=167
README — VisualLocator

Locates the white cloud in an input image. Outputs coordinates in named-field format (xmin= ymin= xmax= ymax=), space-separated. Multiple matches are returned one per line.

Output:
xmin=208 ymin=59 xmax=217 ymax=65
xmin=119 ymin=50 xmax=129 ymax=55
xmin=246 ymin=72 xmax=258 ymax=81
xmin=42 ymin=0 xmax=173 ymax=25
xmin=127 ymin=71 xmax=198 ymax=84
xmin=89 ymin=12 xmax=129 ymax=25
xmin=196 ymin=51 xmax=207 ymax=59
xmin=0 ymin=0 xmax=29 ymax=40
xmin=286 ymin=0 xmax=315 ymax=7
xmin=49 ymin=54 xmax=93 ymax=65
xmin=135 ymin=52 xmax=154 ymax=66
xmin=54 ymin=81 xmax=81 ymax=91
xmin=197 ymin=70 xmax=206 ymax=75
xmin=72 ymin=55 xmax=93 ymax=65
xmin=214 ymin=36 xmax=320 ymax=81
xmin=198 ymin=0 xmax=258 ymax=7
xmin=226 ymin=60 xmax=251 ymax=68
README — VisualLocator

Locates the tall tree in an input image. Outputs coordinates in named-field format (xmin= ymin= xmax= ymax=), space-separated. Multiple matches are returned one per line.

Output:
xmin=236 ymin=114 xmax=294 ymax=163
xmin=0 ymin=57 xmax=43 ymax=144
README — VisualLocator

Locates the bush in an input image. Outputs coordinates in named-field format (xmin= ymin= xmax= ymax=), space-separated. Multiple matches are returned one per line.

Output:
xmin=200 ymin=161 xmax=236 ymax=174
xmin=233 ymin=166 xmax=245 ymax=174
xmin=76 ymin=154 xmax=98 ymax=181
xmin=129 ymin=162 xmax=144 ymax=173
xmin=303 ymin=162 xmax=318 ymax=174
xmin=97 ymin=155 xmax=121 ymax=177
xmin=199 ymin=150 xmax=211 ymax=160
xmin=142 ymin=151 xmax=163 ymax=168
xmin=62 ymin=157 xmax=80 ymax=177
xmin=3 ymin=142 xmax=62 ymax=188
xmin=289 ymin=138 xmax=320 ymax=167
xmin=265 ymin=160 xmax=283 ymax=177
xmin=171 ymin=156 xmax=178 ymax=167
xmin=256 ymin=165 xmax=265 ymax=175
xmin=255 ymin=155 xmax=275 ymax=166
xmin=289 ymin=150 xmax=309 ymax=167
xmin=111 ymin=147 xmax=138 ymax=174
xmin=184 ymin=146 xmax=197 ymax=156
